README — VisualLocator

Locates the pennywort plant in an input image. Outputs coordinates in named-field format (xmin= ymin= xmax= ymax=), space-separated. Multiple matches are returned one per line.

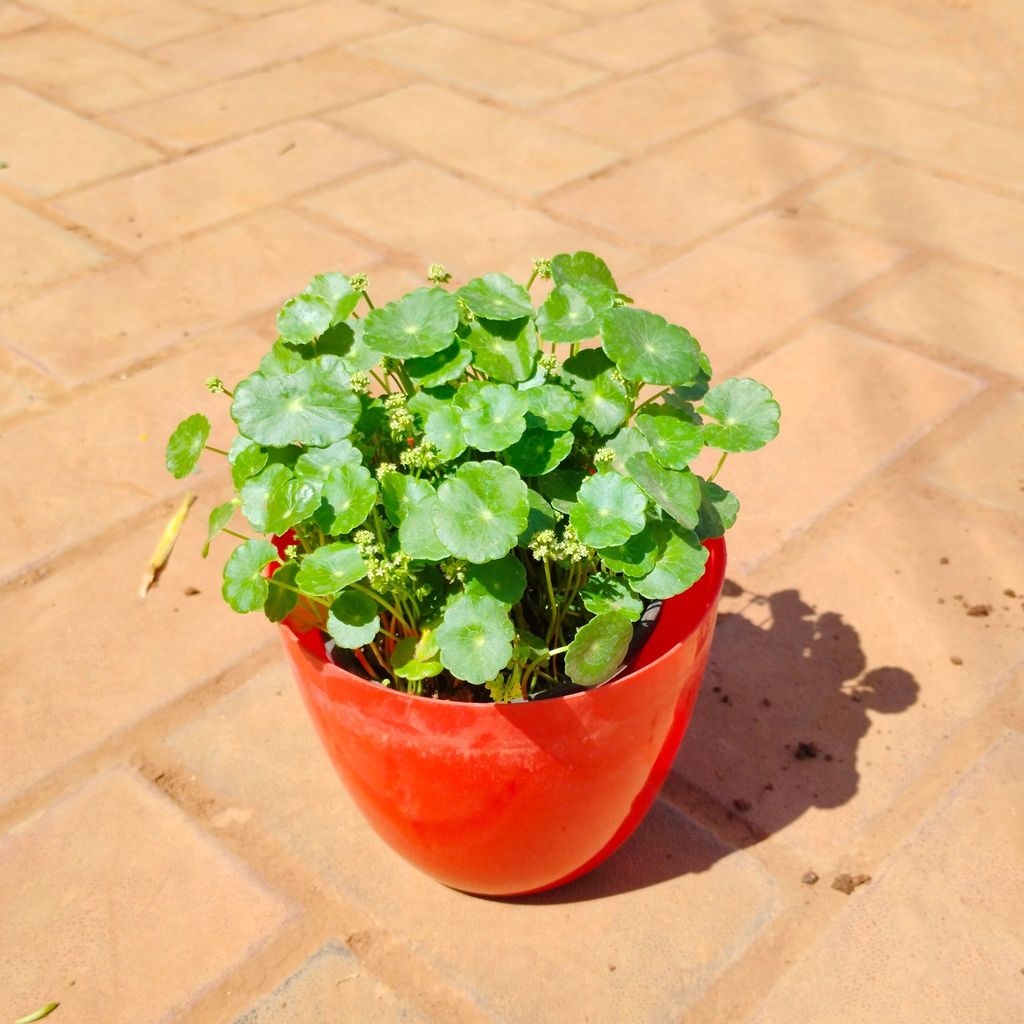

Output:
xmin=166 ymin=253 xmax=779 ymax=702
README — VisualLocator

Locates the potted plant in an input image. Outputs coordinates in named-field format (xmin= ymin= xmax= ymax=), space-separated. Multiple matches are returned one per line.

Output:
xmin=164 ymin=253 xmax=779 ymax=896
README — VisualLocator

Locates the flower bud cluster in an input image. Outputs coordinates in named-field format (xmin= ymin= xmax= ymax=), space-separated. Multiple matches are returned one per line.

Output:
xmin=366 ymin=549 xmax=413 ymax=593
xmin=384 ymin=393 xmax=414 ymax=440
xmin=348 ymin=273 xmax=368 ymax=293
xmin=440 ymin=558 xmax=466 ymax=584
xmin=205 ymin=376 xmax=227 ymax=395
xmin=427 ymin=263 xmax=451 ymax=285
xmin=594 ymin=447 xmax=616 ymax=468
xmin=399 ymin=441 xmax=441 ymax=471
xmin=538 ymin=353 xmax=559 ymax=377
xmin=348 ymin=371 xmax=371 ymax=395
xmin=375 ymin=462 xmax=397 ymax=480
xmin=531 ymin=257 xmax=552 ymax=280
xmin=528 ymin=525 xmax=592 ymax=564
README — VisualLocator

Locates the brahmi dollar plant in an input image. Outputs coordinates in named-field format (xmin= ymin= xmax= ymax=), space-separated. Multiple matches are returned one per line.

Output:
xmin=165 ymin=254 xmax=779 ymax=702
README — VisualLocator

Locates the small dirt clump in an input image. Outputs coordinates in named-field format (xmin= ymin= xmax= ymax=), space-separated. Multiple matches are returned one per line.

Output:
xmin=831 ymin=872 xmax=871 ymax=894
xmin=802 ymin=870 xmax=819 ymax=885
xmin=794 ymin=741 xmax=820 ymax=761
xmin=950 ymin=655 xmax=963 ymax=666
xmin=967 ymin=604 xmax=992 ymax=617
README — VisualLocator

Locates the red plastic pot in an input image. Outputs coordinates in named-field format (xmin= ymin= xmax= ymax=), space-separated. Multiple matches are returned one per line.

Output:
xmin=278 ymin=537 xmax=726 ymax=896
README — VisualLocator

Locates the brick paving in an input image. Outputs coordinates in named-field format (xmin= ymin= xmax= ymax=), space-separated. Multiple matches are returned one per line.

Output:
xmin=0 ymin=1 xmax=1021 ymax=1021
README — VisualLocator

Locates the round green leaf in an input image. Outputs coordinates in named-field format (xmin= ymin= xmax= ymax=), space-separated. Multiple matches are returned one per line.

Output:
xmin=399 ymin=491 xmax=448 ymax=562
xmin=581 ymin=573 xmax=644 ymax=621
xmin=635 ymin=406 xmax=704 ymax=469
xmin=381 ymin=473 xmax=435 ymax=525
xmin=519 ymin=487 xmax=558 ymax=543
xmin=601 ymin=307 xmax=701 ymax=385
xmin=695 ymin=478 xmax=740 ymax=540
xmin=231 ymin=361 xmax=360 ymax=447
xmin=630 ymin=522 xmax=708 ymax=600
xmin=222 ymin=539 xmax=277 ymax=613
xmin=505 ymin=427 xmax=573 ymax=476
xmin=598 ymin=529 xmax=659 ymax=578
xmin=294 ymin=439 xmax=362 ymax=483
xmin=536 ymin=284 xmax=599 ymax=343
xmin=422 ymin=405 xmax=467 ymax=460
xmin=166 ymin=413 xmax=210 ymax=479
xmin=363 ymin=287 xmax=459 ymax=358
xmin=265 ymin=560 xmax=299 ymax=622
xmin=202 ymin=499 xmax=237 ymax=558
xmin=536 ymin=468 xmax=584 ymax=513
xmin=229 ymin=436 xmax=268 ymax=489
xmin=240 ymin=463 xmax=321 ymax=535
xmin=277 ymin=295 xmax=334 ymax=347
xmin=626 ymin=451 xmax=701 ymax=529
xmin=323 ymin=463 xmax=377 ymax=534
xmin=564 ymin=611 xmax=633 ymax=687
xmin=433 ymin=461 xmax=529 ymax=563
xmin=700 ymin=377 xmax=781 ymax=452
xmin=522 ymin=383 xmax=579 ymax=431
xmin=551 ymin=251 xmax=618 ymax=309
xmin=454 ymin=381 xmax=529 ymax=451
xmin=326 ymin=590 xmax=380 ymax=648
xmin=465 ymin=317 xmax=538 ymax=383
xmin=560 ymin=348 xmax=632 ymax=435
xmin=463 ymin=552 xmax=527 ymax=605
xmin=605 ymin=425 xmax=650 ymax=476
xmin=306 ymin=272 xmax=360 ymax=319
xmin=569 ymin=472 xmax=647 ymax=548
xmin=295 ymin=542 xmax=366 ymax=596
xmin=405 ymin=338 xmax=472 ymax=387
xmin=436 ymin=593 xmax=514 ymax=684
xmin=457 ymin=273 xmax=534 ymax=320
xmin=390 ymin=636 xmax=443 ymax=680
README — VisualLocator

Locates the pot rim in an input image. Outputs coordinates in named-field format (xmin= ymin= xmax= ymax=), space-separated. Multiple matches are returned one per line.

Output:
xmin=280 ymin=535 xmax=725 ymax=712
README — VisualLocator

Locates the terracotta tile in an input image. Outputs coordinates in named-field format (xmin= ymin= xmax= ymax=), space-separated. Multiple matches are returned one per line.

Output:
xmin=0 ymin=3 xmax=46 ymax=33
xmin=765 ymin=83 xmax=1024 ymax=193
xmin=152 ymin=0 xmax=406 ymax=79
xmin=0 ymin=770 xmax=293 ymax=1019
xmin=732 ymin=22 xmax=983 ymax=109
xmin=330 ymin=83 xmax=618 ymax=195
xmin=804 ymin=162 xmax=1024 ymax=277
xmin=0 ymin=195 xmax=107 ymax=308
xmin=27 ymin=0 xmax=227 ymax=48
xmin=550 ymin=0 xmax=769 ymax=73
xmin=553 ymin=0 xmax=650 ymax=13
xmin=234 ymin=942 xmax=427 ymax=1023
xmin=190 ymin=0 xmax=309 ymax=13
xmin=0 ymin=26 xmax=201 ymax=113
xmin=351 ymin=22 xmax=603 ymax=105
xmin=628 ymin=211 xmax=905 ymax=374
xmin=106 ymin=48 xmax=405 ymax=150
xmin=0 ymin=209 xmax=377 ymax=384
xmin=547 ymin=117 xmax=846 ymax=247
xmin=302 ymin=160 xmax=645 ymax=280
xmin=711 ymin=320 xmax=980 ymax=572
xmin=380 ymin=0 xmax=583 ymax=43
xmin=847 ymin=260 xmax=1024 ymax=381
xmin=54 ymin=121 xmax=389 ymax=250
xmin=746 ymin=735 xmax=1024 ymax=1023
xmin=924 ymin=394 xmax=1024 ymax=516
xmin=675 ymin=484 xmax=1024 ymax=864
xmin=169 ymin=667 xmax=779 ymax=1024
xmin=0 ymin=85 xmax=161 ymax=198
xmin=546 ymin=48 xmax=807 ymax=152
xmin=0 ymin=346 xmax=60 ymax=419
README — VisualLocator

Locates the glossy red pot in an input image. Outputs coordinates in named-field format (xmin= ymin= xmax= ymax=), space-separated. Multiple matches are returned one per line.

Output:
xmin=278 ymin=537 xmax=725 ymax=896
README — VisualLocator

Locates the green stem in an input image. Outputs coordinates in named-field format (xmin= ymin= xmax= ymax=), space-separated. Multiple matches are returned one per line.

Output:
xmin=223 ymin=528 xmax=251 ymax=541
xmin=526 ymin=269 xmax=538 ymax=289
xmin=542 ymin=558 xmax=558 ymax=645
xmin=546 ymin=644 xmax=569 ymax=657
xmin=350 ymin=583 xmax=412 ymax=632
xmin=204 ymin=444 xmax=229 ymax=456
xmin=707 ymin=451 xmax=728 ymax=483
xmin=370 ymin=370 xmax=392 ymax=394
xmin=269 ymin=578 xmax=331 ymax=608
xmin=633 ymin=387 xmax=670 ymax=415
xmin=361 ymin=290 xmax=375 ymax=310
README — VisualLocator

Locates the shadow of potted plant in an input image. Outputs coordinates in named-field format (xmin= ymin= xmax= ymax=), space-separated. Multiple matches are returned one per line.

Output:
xmin=164 ymin=253 xmax=780 ymax=895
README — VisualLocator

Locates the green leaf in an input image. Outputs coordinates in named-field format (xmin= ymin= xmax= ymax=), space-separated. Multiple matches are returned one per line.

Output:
xmin=453 ymin=380 xmax=529 ymax=451
xmin=229 ymin=436 xmax=269 ymax=489
xmin=381 ymin=473 xmax=435 ymax=526
xmin=436 ymin=593 xmax=514 ymax=684
xmin=408 ymin=386 xmax=454 ymax=418
xmin=536 ymin=468 xmax=584 ymax=513
xmin=626 ymin=451 xmax=701 ymax=529
xmin=598 ymin=529 xmax=659 ymax=578
xmin=294 ymin=439 xmax=362 ymax=483
xmin=700 ymin=377 xmax=781 ymax=452
xmin=433 ymin=461 xmax=529 ymax=563
xmin=202 ymin=499 xmax=238 ymax=558
xmin=560 ymin=348 xmax=631 ymax=435
xmin=605 ymin=425 xmax=650 ymax=476
xmin=165 ymin=413 xmax=210 ymax=479
xmin=15 ymin=1002 xmax=60 ymax=1024
xmin=390 ymin=636 xmax=443 ymax=680
xmin=520 ymin=487 xmax=558 ymax=543
xmin=422 ymin=405 xmax=467 ymax=460
xmin=259 ymin=340 xmax=308 ymax=376
xmin=323 ymin=463 xmax=377 ymax=534
xmin=505 ymin=427 xmax=573 ymax=476
xmin=222 ymin=539 xmax=277 ymax=613
xmin=536 ymin=284 xmax=599 ymax=343
xmin=463 ymin=552 xmax=527 ymax=604
xmin=635 ymin=406 xmax=704 ymax=469
xmin=465 ymin=316 xmax=538 ymax=383
xmin=326 ymin=590 xmax=380 ymax=648
xmin=335 ymin=317 xmax=380 ymax=373
xmin=695 ymin=478 xmax=740 ymax=540
xmin=231 ymin=361 xmax=360 ymax=447
xmin=551 ymin=251 xmax=618 ymax=308
xmin=564 ymin=611 xmax=633 ymax=687
xmin=667 ymin=350 xmax=713 ymax=402
xmin=265 ymin=560 xmax=299 ymax=622
xmin=522 ymin=383 xmax=579 ymax=431
xmin=307 ymin=272 xmax=361 ymax=319
xmin=630 ymin=522 xmax=708 ymax=599
xmin=405 ymin=338 xmax=472 ymax=387
xmin=569 ymin=472 xmax=647 ymax=548
xmin=240 ymin=463 xmax=321 ymax=534
xmin=276 ymin=273 xmax=360 ymax=346
xmin=295 ymin=542 xmax=366 ymax=595
xmin=399 ymin=491 xmax=449 ymax=561
xmin=581 ymin=573 xmax=644 ymax=621
xmin=486 ymin=674 xmax=520 ymax=703
xmin=363 ymin=286 xmax=459 ymax=358
xmin=457 ymin=273 xmax=534 ymax=320
xmin=601 ymin=307 xmax=702 ymax=385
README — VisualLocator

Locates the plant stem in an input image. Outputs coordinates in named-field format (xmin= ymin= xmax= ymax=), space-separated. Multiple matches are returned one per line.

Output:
xmin=526 ymin=269 xmax=538 ymax=289
xmin=350 ymin=583 xmax=412 ymax=632
xmin=223 ymin=528 xmax=251 ymax=541
xmin=707 ymin=451 xmax=728 ymax=483
xmin=204 ymin=444 xmax=229 ymax=456
xmin=361 ymin=290 xmax=375 ymax=311
xmin=269 ymin=578 xmax=331 ymax=608
xmin=633 ymin=387 xmax=670 ymax=415
xmin=370 ymin=370 xmax=392 ymax=394
xmin=546 ymin=644 xmax=569 ymax=656
xmin=542 ymin=558 xmax=558 ymax=644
